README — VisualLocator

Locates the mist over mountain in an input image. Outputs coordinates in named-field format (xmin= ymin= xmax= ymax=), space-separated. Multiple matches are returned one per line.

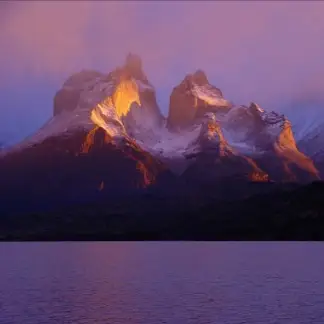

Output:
xmin=0 ymin=48 xmax=323 ymax=241
xmin=0 ymin=53 xmax=323 ymax=219
xmin=2 ymin=2 xmax=324 ymax=148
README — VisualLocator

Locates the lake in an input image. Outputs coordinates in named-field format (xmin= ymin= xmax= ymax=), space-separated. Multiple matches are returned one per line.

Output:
xmin=0 ymin=242 xmax=324 ymax=324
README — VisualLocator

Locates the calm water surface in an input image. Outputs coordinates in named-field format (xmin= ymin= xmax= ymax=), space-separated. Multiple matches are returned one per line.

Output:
xmin=0 ymin=243 xmax=324 ymax=324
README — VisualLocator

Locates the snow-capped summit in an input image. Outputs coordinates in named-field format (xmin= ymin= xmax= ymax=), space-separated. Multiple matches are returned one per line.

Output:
xmin=190 ymin=70 xmax=209 ymax=85
xmin=8 ymin=54 xmax=165 ymax=155
xmin=182 ymin=112 xmax=269 ymax=183
xmin=249 ymin=102 xmax=264 ymax=114
xmin=0 ymin=55 xmax=174 ymax=214
xmin=1 ymin=53 xmax=321 ymax=213
xmin=167 ymin=71 xmax=231 ymax=131
xmin=221 ymin=102 xmax=319 ymax=180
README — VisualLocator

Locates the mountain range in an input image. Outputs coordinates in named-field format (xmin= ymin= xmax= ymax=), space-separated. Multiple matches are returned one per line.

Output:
xmin=1 ymin=53 xmax=323 ymax=217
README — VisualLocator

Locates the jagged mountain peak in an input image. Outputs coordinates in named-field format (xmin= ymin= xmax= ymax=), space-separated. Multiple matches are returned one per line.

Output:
xmin=10 ymin=54 xmax=164 ymax=154
xmin=125 ymin=53 xmax=143 ymax=73
xmin=2 ymin=53 xmax=321 ymax=199
xmin=261 ymin=110 xmax=287 ymax=127
xmin=185 ymin=112 xmax=234 ymax=157
xmin=125 ymin=52 xmax=142 ymax=68
xmin=180 ymin=70 xmax=222 ymax=96
xmin=54 ymin=53 xmax=152 ymax=117
xmin=249 ymin=102 xmax=264 ymax=113
xmin=167 ymin=71 xmax=231 ymax=130
xmin=112 ymin=52 xmax=150 ymax=85
xmin=63 ymin=70 xmax=104 ymax=89
xmin=183 ymin=69 xmax=209 ymax=86
xmin=192 ymin=70 xmax=209 ymax=84
xmin=183 ymin=112 xmax=269 ymax=183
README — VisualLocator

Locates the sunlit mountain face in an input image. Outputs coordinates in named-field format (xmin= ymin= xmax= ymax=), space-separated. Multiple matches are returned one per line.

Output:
xmin=0 ymin=53 xmax=322 ymax=214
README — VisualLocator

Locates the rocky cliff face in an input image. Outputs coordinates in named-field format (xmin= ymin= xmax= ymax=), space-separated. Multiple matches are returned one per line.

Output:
xmin=0 ymin=127 xmax=172 ymax=215
xmin=167 ymin=70 xmax=231 ymax=131
xmin=167 ymin=72 xmax=319 ymax=182
xmin=222 ymin=104 xmax=320 ymax=181
xmin=53 ymin=53 xmax=163 ymax=130
xmin=53 ymin=70 xmax=105 ymax=117
xmin=0 ymin=54 xmax=321 ymax=214
xmin=182 ymin=113 xmax=269 ymax=184
xmin=0 ymin=54 xmax=173 ymax=214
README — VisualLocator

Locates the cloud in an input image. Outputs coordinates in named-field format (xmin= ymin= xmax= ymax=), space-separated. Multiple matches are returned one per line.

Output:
xmin=1 ymin=1 xmax=324 ymax=111
xmin=0 ymin=2 xmax=92 ymax=78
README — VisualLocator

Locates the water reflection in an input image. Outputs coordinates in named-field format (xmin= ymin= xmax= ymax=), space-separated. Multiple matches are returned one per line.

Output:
xmin=0 ymin=242 xmax=324 ymax=324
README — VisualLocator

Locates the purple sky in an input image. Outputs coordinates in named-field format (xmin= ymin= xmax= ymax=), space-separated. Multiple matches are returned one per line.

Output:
xmin=1 ymin=1 xmax=324 ymax=145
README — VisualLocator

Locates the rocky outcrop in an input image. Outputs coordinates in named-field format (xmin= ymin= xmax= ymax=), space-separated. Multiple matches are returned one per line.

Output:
xmin=183 ymin=113 xmax=268 ymax=183
xmin=53 ymin=54 xmax=163 ymax=130
xmin=1 ymin=54 xmax=321 ymax=217
xmin=0 ymin=128 xmax=171 ymax=214
xmin=223 ymin=103 xmax=320 ymax=181
xmin=167 ymin=70 xmax=231 ymax=131
xmin=53 ymin=70 xmax=104 ymax=116
xmin=295 ymin=120 xmax=324 ymax=178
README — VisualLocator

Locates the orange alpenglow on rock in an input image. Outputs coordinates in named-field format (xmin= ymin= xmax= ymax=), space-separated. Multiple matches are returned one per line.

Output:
xmin=122 ymin=138 xmax=161 ymax=188
xmin=81 ymin=126 xmax=99 ymax=153
xmin=111 ymin=78 xmax=141 ymax=118
xmin=167 ymin=70 xmax=231 ymax=131
xmin=249 ymin=171 xmax=269 ymax=182
xmin=243 ymin=156 xmax=269 ymax=182
xmin=98 ymin=181 xmax=105 ymax=191
xmin=2 ymin=53 xmax=321 ymax=201
xmin=89 ymin=77 xmax=141 ymax=139
xmin=136 ymin=161 xmax=155 ymax=188
xmin=81 ymin=73 xmax=142 ymax=152
xmin=273 ymin=120 xmax=320 ymax=180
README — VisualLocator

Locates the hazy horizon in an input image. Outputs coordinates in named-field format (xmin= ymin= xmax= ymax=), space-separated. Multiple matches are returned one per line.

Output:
xmin=1 ymin=1 xmax=324 ymax=145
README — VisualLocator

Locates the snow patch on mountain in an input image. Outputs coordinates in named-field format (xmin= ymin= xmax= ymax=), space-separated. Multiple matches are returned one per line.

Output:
xmin=135 ymin=124 xmax=201 ymax=158
xmin=3 ymin=54 xmax=321 ymax=182
xmin=6 ymin=77 xmax=117 ymax=153
xmin=191 ymin=83 xmax=231 ymax=107
xmin=184 ymin=113 xmax=232 ymax=157
xmin=90 ymin=100 xmax=127 ymax=139
xmin=282 ymin=103 xmax=324 ymax=165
